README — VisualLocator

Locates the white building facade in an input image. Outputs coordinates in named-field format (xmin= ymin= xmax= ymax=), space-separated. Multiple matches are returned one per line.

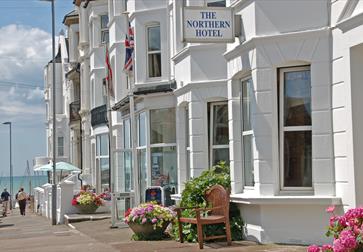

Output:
xmin=41 ymin=0 xmax=363 ymax=245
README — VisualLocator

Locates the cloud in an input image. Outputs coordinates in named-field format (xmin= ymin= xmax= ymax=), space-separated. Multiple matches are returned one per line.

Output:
xmin=0 ymin=24 xmax=50 ymax=126
xmin=0 ymin=24 xmax=52 ymax=84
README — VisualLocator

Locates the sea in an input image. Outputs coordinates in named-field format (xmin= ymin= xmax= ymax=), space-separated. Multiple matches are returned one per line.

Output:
xmin=0 ymin=175 xmax=48 ymax=195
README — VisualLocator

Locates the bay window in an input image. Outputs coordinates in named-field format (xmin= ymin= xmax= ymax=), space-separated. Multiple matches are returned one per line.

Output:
xmin=137 ymin=112 xmax=147 ymax=201
xmin=123 ymin=118 xmax=133 ymax=192
xmin=209 ymin=103 xmax=229 ymax=166
xmin=279 ymin=66 xmax=312 ymax=189
xmin=241 ymin=78 xmax=254 ymax=187
xmin=100 ymin=15 xmax=109 ymax=44
xmin=96 ymin=133 xmax=109 ymax=191
xmin=147 ymin=25 xmax=161 ymax=78
xmin=150 ymin=108 xmax=177 ymax=192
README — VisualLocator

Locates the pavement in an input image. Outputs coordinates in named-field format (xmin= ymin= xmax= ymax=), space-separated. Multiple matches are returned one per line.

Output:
xmin=0 ymin=209 xmax=307 ymax=252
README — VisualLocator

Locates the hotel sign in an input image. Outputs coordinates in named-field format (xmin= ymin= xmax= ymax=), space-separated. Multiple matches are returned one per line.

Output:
xmin=183 ymin=7 xmax=234 ymax=43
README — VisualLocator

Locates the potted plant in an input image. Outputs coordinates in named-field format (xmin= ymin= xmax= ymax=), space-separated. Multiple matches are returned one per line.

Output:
xmin=71 ymin=191 xmax=104 ymax=214
xmin=124 ymin=202 xmax=176 ymax=240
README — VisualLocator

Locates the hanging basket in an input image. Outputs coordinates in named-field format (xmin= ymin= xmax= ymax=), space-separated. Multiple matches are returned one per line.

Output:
xmin=75 ymin=203 xmax=99 ymax=214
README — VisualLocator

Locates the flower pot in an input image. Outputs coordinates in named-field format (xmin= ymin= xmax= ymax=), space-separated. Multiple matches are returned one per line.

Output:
xmin=76 ymin=203 xmax=99 ymax=214
xmin=128 ymin=221 xmax=169 ymax=240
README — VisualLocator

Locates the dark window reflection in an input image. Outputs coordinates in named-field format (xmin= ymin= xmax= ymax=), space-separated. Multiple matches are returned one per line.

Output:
xmin=284 ymin=71 xmax=311 ymax=126
xmin=284 ymin=131 xmax=312 ymax=187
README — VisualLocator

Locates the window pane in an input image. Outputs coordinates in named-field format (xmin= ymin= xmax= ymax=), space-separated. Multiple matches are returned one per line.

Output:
xmin=206 ymin=0 xmax=226 ymax=7
xmin=101 ymin=15 xmax=108 ymax=29
xmin=123 ymin=151 xmax=133 ymax=192
xmin=148 ymin=26 xmax=160 ymax=51
xmin=151 ymin=147 xmax=177 ymax=192
xmin=242 ymin=79 xmax=252 ymax=131
xmin=212 ymin=148 xmax=229 ymax=166
xmin=124 ymin=119 xmax=131 ymax=149
xmin=100 ymin=134 xmax=108 ymax=156
xmin=58 ymin=136 xmax=64 ymax=156
xmin=137 ymin=149 xmax=147 ymax=202
xmin=284 ymin=70 xmax=311 ymax=126
xmin=101 ymin=30 xmax=109 ymax=44
xmin=138 ymin=112 xmax=146 ymax=147
xmin=243 ymin=135 xmax=254 ymax=186
xmin=150 ymin=108 xmax=176 ymax=144
xmin=284 ymin=131 xmax=312 ymax=187
xmin=185 ymin=107 xmax=189 ymax=147
xmin=213 ymin=104 xmax=229 ymax=145
xmin=100 ymin=157 xmax=109 ymax=191
xmin=148 ymin=53 xmax=161 ymax=78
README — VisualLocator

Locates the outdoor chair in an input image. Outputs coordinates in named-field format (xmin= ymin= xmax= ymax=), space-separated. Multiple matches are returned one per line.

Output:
xmin=175 ymin=184 xmax=232 ymax=249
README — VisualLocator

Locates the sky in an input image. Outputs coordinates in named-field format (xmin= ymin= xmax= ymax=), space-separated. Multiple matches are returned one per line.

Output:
xmin=0 ymin=0 xmax=74 ymax=177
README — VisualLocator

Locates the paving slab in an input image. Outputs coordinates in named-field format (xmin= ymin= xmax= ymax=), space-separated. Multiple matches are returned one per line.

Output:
xmin=0 ymin=211 xmax=117 ymax=252
xmin=71 ymin=218 xmax=308 ymax=252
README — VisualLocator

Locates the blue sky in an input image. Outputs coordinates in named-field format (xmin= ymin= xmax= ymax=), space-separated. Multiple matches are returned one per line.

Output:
xmin=0 ymin=0 xmax=74 ymax=177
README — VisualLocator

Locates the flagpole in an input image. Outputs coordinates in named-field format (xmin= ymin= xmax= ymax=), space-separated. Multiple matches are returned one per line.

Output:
xmin=104 ymin=44 xmax=114 ymax=193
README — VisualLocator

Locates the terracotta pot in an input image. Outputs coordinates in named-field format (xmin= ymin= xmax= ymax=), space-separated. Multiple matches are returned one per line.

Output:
xmin=128 ymin=221 xmax=169 ymax=240
xmin=76 ymin=203 xmax=99 ymax=214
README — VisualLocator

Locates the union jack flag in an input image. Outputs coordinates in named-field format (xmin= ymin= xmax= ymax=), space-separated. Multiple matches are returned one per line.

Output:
xmin=124 ymin=23 xmax=134 ymax=74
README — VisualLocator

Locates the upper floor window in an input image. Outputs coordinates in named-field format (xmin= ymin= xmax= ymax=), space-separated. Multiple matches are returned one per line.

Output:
xmin=206 ymin=0 xmax=226 ymax=7
xmin=147 ymin=25 xmax=161 ymax=78
xmin=101 ymin=15 xmax=109 ymax=44
xmin=279 ymin=66 xmax=312 ymax=189
xmin=57 ymin=136 xmax=64 ymax=157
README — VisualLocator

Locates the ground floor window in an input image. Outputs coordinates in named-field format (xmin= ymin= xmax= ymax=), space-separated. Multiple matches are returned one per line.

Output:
xmin=241 ymin=78 xmax=254 ymax=187
xmin=279 ymin=66 xmax=312 ymax=189
xmin=96 ymin=133 xmax=109 ymax=192
xmin=209 ymin=102 xmax=229 ymax=166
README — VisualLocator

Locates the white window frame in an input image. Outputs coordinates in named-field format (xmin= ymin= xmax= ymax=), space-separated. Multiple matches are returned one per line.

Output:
xmin=96 ymin=133 xmax=109 ymax=192
xmin=279 ymin=66 xmax=312 ymax=191
xmin=185 ymin=105 xmax=191 ymax=180
xmin=209 ymin=102 xmax=229 ymax=166
xmin=122 ymin=117 xmax=133 ymax=192
xmin=241 ymin=77 xmax=254 ymax=189
xmin=146 ymin=24 xmax=161 ymax=79
xmin=100 ymin=14 xmax=109 ymax=45
xmin=57 ymin=136 xmax=64 ymax=157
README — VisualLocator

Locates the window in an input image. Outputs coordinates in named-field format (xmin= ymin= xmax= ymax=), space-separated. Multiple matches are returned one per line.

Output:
xmin=147 ymin=25 xmax=161 ymax=78
xmin=279 ymin=67 xmax=312 ymax=189
xmin=206 ymin=0 xmax=226 ymax=7
xmin=123 ymin=118 xmax=133 ymax=192
xmin=96 ymin=134 xmax=109 ymax=191
xmin=102 ymin=78 xmax=107 ymax=105
xmin=185 ymin=106 xmax=191 ymax=180
xmin=138 ymin=112 xmax=147 ymax=147
xmin=150 ymin=108 xmax=177 ymax=192
xmin=150 ymin=108 xmax=176 ymax=144
xmin=209 ymin=103 xmax=229 ymax=166
xmin=101 ymin=15 xmax=109 ymax=44
xmin=241 ymin=78 xmax=254 ymax=187
xmin=57 ymin=136 xmax=64 ymax=157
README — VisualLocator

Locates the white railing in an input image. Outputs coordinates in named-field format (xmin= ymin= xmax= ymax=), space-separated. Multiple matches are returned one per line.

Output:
xmin=111 ymin=192 xmax=135 ymax=228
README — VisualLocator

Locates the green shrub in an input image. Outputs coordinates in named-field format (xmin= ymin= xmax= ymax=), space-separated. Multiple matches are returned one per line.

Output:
xmin=173 ymin=161 xmax=245 ymax=242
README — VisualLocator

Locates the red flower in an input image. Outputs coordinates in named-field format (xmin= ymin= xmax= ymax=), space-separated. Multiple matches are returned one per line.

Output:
xmin=124 ymin=208 xmax=132 ymax=217
xmin=71 ymin=198 xmax=78 ymax=206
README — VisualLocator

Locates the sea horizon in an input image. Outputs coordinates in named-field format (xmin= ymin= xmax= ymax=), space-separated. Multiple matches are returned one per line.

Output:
xmin=0 ymin=175 xmax=48 ymax=195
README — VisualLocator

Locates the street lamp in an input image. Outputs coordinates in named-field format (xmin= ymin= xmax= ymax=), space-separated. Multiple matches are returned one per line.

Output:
xmin=40 ymin=0 xmax=57 ymax=225
xmin=2 ymin=122 xmax=13 ymax=209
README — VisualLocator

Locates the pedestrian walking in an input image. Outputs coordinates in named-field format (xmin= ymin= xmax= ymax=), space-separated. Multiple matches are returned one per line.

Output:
xmin=17 ymin=188 xmax=27 ymax=216
xmin=1 ymin=188 xmax=10 ymax=217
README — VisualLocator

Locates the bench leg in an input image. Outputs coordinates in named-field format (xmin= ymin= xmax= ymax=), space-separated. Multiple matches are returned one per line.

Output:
xmin=197 ymin=222 xmax=204 ymax=249
xmin=225 ymin=220 xmax=232 ymax=246
xmin=178 ymin=221 xmax=184 ymax=243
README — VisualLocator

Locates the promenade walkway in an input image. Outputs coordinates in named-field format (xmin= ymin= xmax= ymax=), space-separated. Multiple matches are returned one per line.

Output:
xmin=0 ymin=211 xmax=307 ymax=252
xmin=0 ymin=211 xmax=117 ymax=252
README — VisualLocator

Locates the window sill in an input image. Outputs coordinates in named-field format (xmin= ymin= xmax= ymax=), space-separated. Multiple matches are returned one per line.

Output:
xmin=230 ymin=194 xmax=342 ymax=205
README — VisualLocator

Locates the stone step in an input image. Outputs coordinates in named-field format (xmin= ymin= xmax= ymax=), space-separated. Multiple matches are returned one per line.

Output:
xmin=64 ymin=213 xmax=111 ymax=224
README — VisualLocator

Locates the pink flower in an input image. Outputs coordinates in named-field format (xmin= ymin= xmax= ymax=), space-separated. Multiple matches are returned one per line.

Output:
xmin=307 ymin=245 xmax=321 ymax=252
xmin=321 ymin=244 xmax=333 ymax=252
xmin=152 ymin=218 xmax=157 ymax=224
xmin=326 ymin=205 xmax=335 ymax=214
xmin=141 ymin=218 xmax=147 ymax=224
